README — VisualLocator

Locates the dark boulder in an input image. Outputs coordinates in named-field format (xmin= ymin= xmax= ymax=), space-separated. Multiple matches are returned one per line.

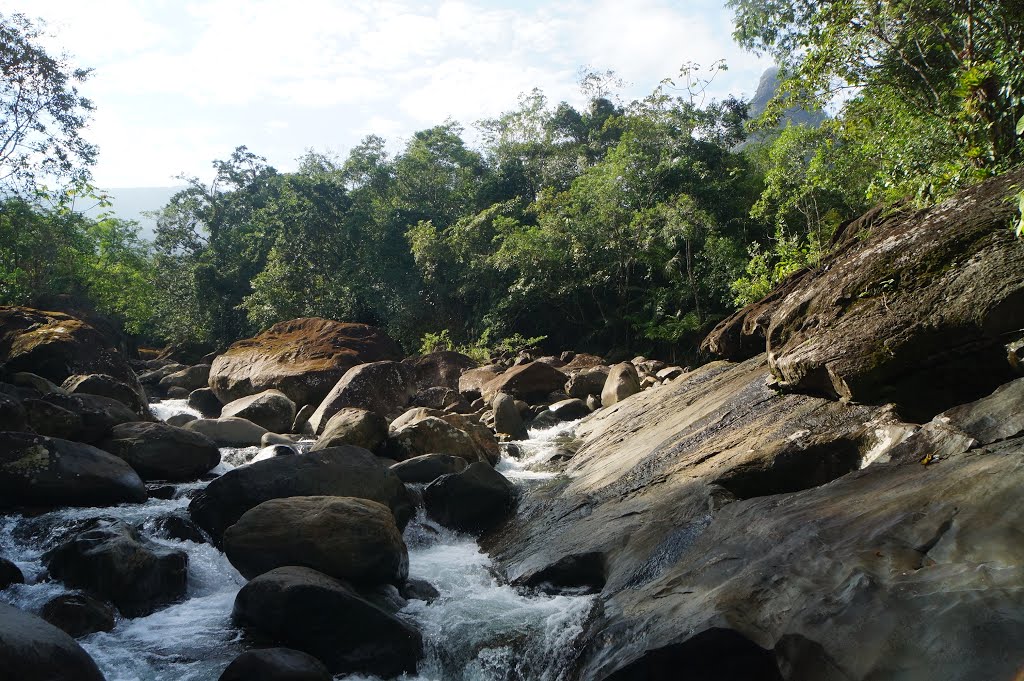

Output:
xmin=492 ymin=392 xmax=528 ymax=440
xmin=33 ymin=393 xmax=140 ymax=444
xmin=223 ymin=496 xmax=408 ymax=583
xmin=565 ymin=365 xmax=610 ymax=400
xmin=183 ymin=416 xmax=268 ymax=447
xmin=307 ymin=361 xmax=416 ymax=433
xmin=310 ymin=408 xmax=387 ymax=452
xmin=100 ymin=421 xmax=220 ymax=482
xmin=423 ymin=462 xmax=516 ymax=535
xmin=0 ymin=392 xmax=27 ymax=432
xmin=43 ymin=518 xmax=188 ymax=617
xmin=40 ymin=593 xmax=117 ymax=638
xmin=158 ymin=364 xmax=211 ymax=392
xmin=403 ymin=351 xmax=478 ymax=391
xmin=149 ymin=512 xmax=207 ymax=543
xmin=188 ymin=446 xmax=413 ymax=542
xmin=61 ymin=373 xmax=149 ymax=419
xmin=220 ymin=389 xmax=296 ymax=434
xmin=22 ymin=398 xmax=82 ymax=440
xmin=390 ymin=453 xmax=468 ymax=484
xmin=187 ymin=387 xmax=222 ymax=417
xmin=208 ymin=318 xmax=403 ymax=406
xmin=480 ymin=362 xmax=568 ymax=403
xmin=232 ymin=566 xmax=422 ymax=677
xmin=0 ymin=432 xmax=146 ymax=510
xmin=218 ymin=647 xmax=332 ymax=681
xmin=0 ymin=602 xmax=106 ymax=681
xmin=386 ymin=416 xmax=485 ymax=463
xmin=0 ymin=556 xmax=24 ymax=589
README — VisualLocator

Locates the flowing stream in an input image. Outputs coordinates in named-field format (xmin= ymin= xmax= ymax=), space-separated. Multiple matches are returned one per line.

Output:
xmin=0 ymin=404 xmax=595 ymax=681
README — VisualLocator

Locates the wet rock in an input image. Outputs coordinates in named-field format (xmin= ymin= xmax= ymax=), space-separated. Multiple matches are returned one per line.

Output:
xmin=390 ymin=453 xmax=468 ymax=484
xmin=221 ymin=389 xmax=296 ymax=434
xmin=492 ymin=392 xmax=527 ymax=440
xmin=403 ymin=351 xmax=478 ymax=391
xmin=187 ymin=387 xmax=222 ymax=418
xmin=22 ymin=398 xmax=82 ymax=440
xmin=0 ymin=432 xmax=146 ymax=509
xmin=441 ymin=413 xmax=500 ymax=465
xmin=224 ymin=496 xmax=408 ymax=584
xmin=0 ymin=556 xmax=24 ymax=589
xmin=43 ymin=518 xmax=188 ymax=618
xmin=0 ymin=392 xmax=27 ymax=432
xmin=261 ymin=432 xmax=300 ymax=446
xmin=100 ymin=421 xmax=220 ymax=482
xmin=218 ymin=647 xmax=332 ymax=681
xmin=158 ymin=364 xmax=211 ymax=392
xmin=514 ymin=551 xmax=606 ymax=595
xmin=481 ymin=362 xmax=568 ymax=403
xmin=603 ymin=628 xmax=782 ymax=681
xmin=310 ymin=407 xmax=387 ymax=452
xmin=601 ymin=363 xmax=641 ymax=407
xmin=150 ymin=512 xmax=207 ymax=543
xmin=165 ymin=413 xmax=196 ymax=427
xmin=184 ymin=416 xmax=269 ymax=447
xmin=423 ymin=462 xmax=516 ymax=535
xmin=209 ymin=318 xmax=403 ymax=406
xmin=308 ymin=361 xmax=415 ymax=432
xmin=40 ymin=593 xmax=117 ymax=638
xmin=936 ymin=376 xmax=1024 ymax=445
xmin=565 ymin=365 xmax=610 ymax=400
xmin=0 ymin=601 xmax=105 ymax=681
xmin=386 ymin=416 xmax=485 ymax=463
xmin=232 ymin=566 xmax=422 ymax=677
xmin=548 ymin=398 xmax=591 ymax=421
xmin=188 ymin=446 xmax=413 ymax=542
xmin=400 ymin=578 xmax=440 ymax=603
xmin=62 ymin=373 xmax=149 ymax=418
xmin=33 ymin=393 xmax=140 ymax=444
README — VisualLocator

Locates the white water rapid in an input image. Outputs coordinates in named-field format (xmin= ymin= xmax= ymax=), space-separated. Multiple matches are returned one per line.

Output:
xmin=0 ymin=404 xmax=596 ymax=681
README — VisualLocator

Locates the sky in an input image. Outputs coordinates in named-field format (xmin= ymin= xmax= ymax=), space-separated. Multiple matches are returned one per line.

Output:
xmin=7 ymin=0 xmax=771 ymax=189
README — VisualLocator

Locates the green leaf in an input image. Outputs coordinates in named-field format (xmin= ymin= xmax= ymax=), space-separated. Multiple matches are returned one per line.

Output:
xmin=1017 ymin=115 xmax=1024 ymax=137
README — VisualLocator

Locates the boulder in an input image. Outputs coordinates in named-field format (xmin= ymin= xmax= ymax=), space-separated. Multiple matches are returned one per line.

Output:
xmin=0 ymin=306 xmax=141 ymax=395
xmin=601 ymin=362 xmax=641 ymax=407
xmin=423 ymin=462 xmax=516 ymax=535
xmin=218 ymin=648 xmax=332 ymax=681
xmin=261 ymin=432 xmax=300 ymax=446
xmin=188 ymin=446 xmax=413 ymax=542
xmin=562 ymin=353 xmax=606 ymax=372
xmin=61 ymin=373 xmax=148 ymax=418
xmin=481 ymin=362 xmax=568 ymax=404
xmin=390 ymin=453 xmax=468 ymax=484
xmin=22 ymin=398 xmax=82 ymax=440
xmin=440 ymin=413 xmax=501 ymax=465
xmin=400 ymin=578 xmax=440 ymax=603
xmin=0 ymin=557 xmax=24 ymax=589
xmin=158 ymin=364 xmax=211 ymax=392
xmin=548 ymin=398 xmax=591 ymax=421
xmin=386 ymin=416 xmax=485 ymax=463
xmin=223 ymin=496 xmax=408 ymax=584
xmin=137 ymin=363 xmax=185 ymax=389
xmin=232 ymin=566 xmax=422 ymax=677
xmin=702 ymin=170 xmax=1024 ymax=420
xmin=292 ymin=404 xmax=316 ymax=435
xmin=389 ymin=407 xmax=443 ymax=432
xmin=40 ymin=593 xmax=117 ymax=638
xmin=208 ymin=318 xmax=403 ymax=406
xmin=458 ymin=364 xmax=505 ymax=400
xmin=412 ymin=386 xmax=469 ymax=411
xmin=0 ymin=602 xmax=105 ymax=681
xmin=656 ymin=366 xmax=685 ymax=381
xmin=221 ymin=389 xmax=296 ymax=434
xmin=149 ymin=512 xmax=207 ymax=543
xmin=33 ymin=393 xmax=140 ymax=444
xmin=184 ymin=416 xmax=269 ymax=447
xmin=307 ymin=361 xmax=415 ymax=433
xmin=10 ymin=371 xmax=65 ymax=396
xmin=311 ymin=408 xmax=387 ymax=452
xmin=43 ymin=518 xmax=188 ymax=617
xmin=565 ymin=365 xmax=610 ymax=400
xmin=166 ymin=413 xmax=196 ymax=427
xmin=187 ymin=387 xmax=222 ymax=417
xmin=403 ymin=351 xmax=478 ymax=390
xmin=99 ymin=421 xmax=220 ymax=482
xmin=0 ymin=432 xmax=146 ymax=509
xmin=492 ymin=392 xmax=528 ymax=440
xmin=0 ymin=392 xmax=27 ymax=432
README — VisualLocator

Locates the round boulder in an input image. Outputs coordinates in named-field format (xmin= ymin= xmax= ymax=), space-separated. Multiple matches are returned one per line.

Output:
xmin=224 ymin=496 xmax=408 ymax=583
xmin=232 ymin=566 xmax=422 ymax=677
xmin=184 ymin=416 xmax=269 ymax=447
xmin=1 ymin=556 xmax=24 ymax=589
xmin=386 ymin=416 xmax=484 ymax=462
xmin=0 ymin=432 xmax=146 ymax=510
xmin=218 ymin=648 xmax=331 ymax=681
xmin=390 ymin=454 xmax=468 ymax=484
xmin=601 ymin=362 xmax=642 ymax=407
xmin=481 ymin=361 xmax=568 ymax=403
xmin=307 ymin=361 xmax=416 ymax=433
xmin=402 ymin=351 xmax=478 ymax=391
xmin=187 ymin=387 xmax=223 ymax=417
xmin=310 ymin=408 xmax=387 ymax=452
xmin=492 ymin=392 xmax=528 ymax=440
xmin=423 ymin=462 xmax=517 ymax=535
xmin=0 ymin=602 xmax=105 ymax=681
xmin=100 ymin=421 xmax=220 ymax=482
xmin=40 ymin=593 xmax=117 ymax=638
xmin=62 ymin=373 xmax=149 ymax=418
xmin=0 ymin=392 xmax=27 ymax=432
xmin=221 ymin=389 xmax=296 ymax=435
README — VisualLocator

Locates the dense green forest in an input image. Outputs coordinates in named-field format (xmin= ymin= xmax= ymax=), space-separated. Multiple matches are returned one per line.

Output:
xmin=2 ymin=1 xmax=1022 ymax=359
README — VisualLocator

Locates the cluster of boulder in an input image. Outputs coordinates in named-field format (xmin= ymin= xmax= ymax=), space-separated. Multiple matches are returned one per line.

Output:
xmin=1 ymin=301 xmax=689 ymax=679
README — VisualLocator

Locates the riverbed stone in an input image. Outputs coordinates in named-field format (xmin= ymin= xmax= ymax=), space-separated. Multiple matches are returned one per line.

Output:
xmin=385 ymin=416 xmax=484 ymax=462
xmin=423 ymin=462 xmax=516 ymax=535
xmin=310 ymin=407 xmax=387 ymax=452
xmin=62 ymin=373 xmax=149 ymax=418
xmin=0 ymin=557 xmax=24 ymax=589
xmin=390 ymin=453 xmax=468 ymax=484
xmin=40 ymin=593 xmax=117 ymax=638
xmin=0 ymin=432 xmax=146 ymax=509
xmin=187 ymin=387 xmax=222 ymax=417
xmin=183 ymin=416 xmax=269 ymax=447
xmin=403 ymin=351 xmax=478 ymax=391
xmin=480 ymin=361 xmax=568 ymax=403
xmin=307 ymin=361 xmax=416 ymax=433
xmin=100 ymin=421 xmax=220 ymax=482
xmin=232 ymin=566 xmax=422 ymax=677
xmin=223 ymin=496 xmax=408 ymax=583
xmin=492 ymin=392 xmax=527 ymax=440
xmin=158 ymin=364 xmax=211 ymax=392
xmin=458 ymin=364 xmax=505 ymax=401
xmin=600 ymin=362 xmax=641 ymax=407
xmin=0 ymin=602 xmax=106 ymax=681
xmin=188 ymin=446 xmax=413 ymax=542
xmin=43 ymin=518 xmax=188 ymax=618
xmin=220 ymin=389 xmax=296 ymax=434
xmin=218 ymin=647 xmax=332 ymax=681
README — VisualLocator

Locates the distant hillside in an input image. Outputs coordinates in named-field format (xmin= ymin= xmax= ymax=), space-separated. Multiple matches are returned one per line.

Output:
xmin=83 ymin=186 xmax=184 ymax=240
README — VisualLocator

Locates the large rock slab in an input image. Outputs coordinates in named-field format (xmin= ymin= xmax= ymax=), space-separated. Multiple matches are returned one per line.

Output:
xmin=208 ymin=318 xmax=403 ymax=406
xmin=307 ymin=361 xmax=415 ymax=433
xmin=702 ymin=170 xmax=1024 ymax=420
xmin=0 ymin=306 xmax=141 ymax=395
xmin=44 ymin=518 xmax=188 ymax=618
xmin=99 ymin=421 xmax=220 ymax=482
xmin=0 ymin=602 xmax=106 ymax=681
xmin=223 ymin=496 xmax=408 ymax=583
xmin=220 ymin=389 xmax=296 ymax=434
xmin=188 ymin=447 xmax=413 ymax=542
xmin=232 ymin=566 xmax=422 ymax=677
xmin=486 ymin=356 xmax=1024 ymax=680
xmin=0 ymin=432 xmax=146 ymax=509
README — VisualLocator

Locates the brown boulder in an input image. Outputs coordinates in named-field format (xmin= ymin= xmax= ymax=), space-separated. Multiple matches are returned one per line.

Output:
xmin=403 ymin=351 xmax=478 ymax=390
xmin=208 ymin=318 xmax=403 ymax=406
xmin=481 ymin=361 xmax=568 ymax=403
xmin=458 ymin=365 xmax=504 ymax=400
xmin=307 ymin=361 xmax=415 ymax=433
xmin=311 ymin=408 xmax=388 ymax=452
